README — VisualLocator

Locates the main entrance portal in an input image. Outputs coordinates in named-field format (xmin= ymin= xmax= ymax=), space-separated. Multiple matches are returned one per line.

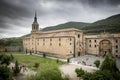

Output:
xmin=99 ymin=40 xmax=112 ymax=56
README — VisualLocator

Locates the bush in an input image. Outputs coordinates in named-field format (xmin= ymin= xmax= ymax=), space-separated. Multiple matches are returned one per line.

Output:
xmin=43 ymin=53 xmax=46 ymax=58
xmin=25 ymin=67 xmax=70 ymax=80
xmin=0 ymin=65 xmax=12 ymax=80
xmin=75 ymin=68 xmax=85 ymax=78
xmin=82 ymin=72 xmax=92 ymax=80
xmin=56 ymin=59 xmax=59 ymax=63
xmin=94 ymin=60 xmax=100 ymax=68
xmin=34 ymin=62 xmax=39 ymax=69
xmin=0 ymin=54 xmax=12 ymax=65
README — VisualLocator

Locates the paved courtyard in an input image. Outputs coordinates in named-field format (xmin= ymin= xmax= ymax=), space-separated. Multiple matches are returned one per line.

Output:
xmin=70 ymin=55 xmax=104 ymax=67
xmin=60 ymin=55 xmax=120 ymax=80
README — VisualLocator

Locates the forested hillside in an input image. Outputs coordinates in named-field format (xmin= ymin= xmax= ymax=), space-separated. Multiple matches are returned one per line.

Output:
xmin=42 ymin=14 xmax=120 ymax=34
xmin=42 ymin=22 xmax=90 ymax=31
xmin=0 ymin=37 xmax=22 ymax=46
xmin=82 ymin=14 xmax=120 ymax=34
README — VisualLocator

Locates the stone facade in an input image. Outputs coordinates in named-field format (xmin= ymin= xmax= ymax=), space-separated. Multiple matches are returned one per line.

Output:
xmin=84 ymin=33 xmax=120 ymax=57
xmin=22 ymin=14 xmax=120 ymax=58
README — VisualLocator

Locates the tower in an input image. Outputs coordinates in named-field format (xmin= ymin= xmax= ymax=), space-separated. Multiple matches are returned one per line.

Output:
xmin=31 ymin=12 xmax=39 ymax=32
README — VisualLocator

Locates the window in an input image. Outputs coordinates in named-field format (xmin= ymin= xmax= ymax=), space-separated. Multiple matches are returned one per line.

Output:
xmin=43 ymin=39 xmax=45 ymax=41
xmin=34 ymin=26 xmax=35 ymax=29
xmin=50 ymin=43 xmax=52 ymax=46
xmin=70 ymin=38 xmax=72 ymax=41
xmin=50 ymin=38 xmax=52 ymax=41
xmin=94 ymin=40 xmax=96 ymax=42
xmin=70 ymin=43 xmax=72 ymax=45
xmin=38 ymin=43 xmax=39 ymax=45
xmin=59 ymin=43 xmax=61 ymax=46
xmin=116 ymin=45 xmax=118 ymax=49
xmin=95 ymin=45 xmax=96 ymax=47
xmin=116 ymin=50 xmax=118 ymax=53
xmin=43 ymin=43 xmax=45 ymax=45
xmin=78 ymin=34 xmax=80 ymax=38
xmin=116 ymin=40 xmax=118 ymax=43
xmin=89 ymin=40 xmax=91 ymax=43
xmin=89 ymin=44 xmax=91 ymax=47
xmin=59 ymin=38 xmax=61 ymax=41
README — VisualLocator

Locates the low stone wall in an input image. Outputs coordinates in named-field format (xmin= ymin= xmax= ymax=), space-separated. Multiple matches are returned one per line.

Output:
xmin=0 ymin=46 xmax=5 ymax=52
xmin=0 ymin=46 xmax=23 ymax=52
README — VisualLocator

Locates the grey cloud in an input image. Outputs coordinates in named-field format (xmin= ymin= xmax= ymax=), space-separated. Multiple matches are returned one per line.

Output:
xmin=0 ymin=0 xmax=120 ymax=38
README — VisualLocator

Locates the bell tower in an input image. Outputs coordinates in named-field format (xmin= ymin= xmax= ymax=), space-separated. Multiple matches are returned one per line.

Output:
xmin=31 ymin=12 xmax=39 ymax=33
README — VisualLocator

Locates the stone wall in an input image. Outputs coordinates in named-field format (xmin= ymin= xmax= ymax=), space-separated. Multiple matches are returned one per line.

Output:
xmin=0 ymin=46 xmax=23 ymax=52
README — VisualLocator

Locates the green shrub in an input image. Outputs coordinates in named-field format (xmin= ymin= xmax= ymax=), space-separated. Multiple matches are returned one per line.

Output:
xmin=34 ymin=62 xmax=39 ymax=69
xmin=0 ymin=54 xmax=12 ymax=65
xmin=56 ymin=59 xmax=59 ymax=63
xmin=43 ymin=53 xmax=46 ymax=58
xmin=94 ymin=60 xmax=100 ymax=68
xmin=82 ymin=72 xmax=92 ymax=80
xmin=25 ymin=67 xmax=70 ymax=80
xmin=0 ymin=65 xmax=12 ymax=80
xmin=75 ymin=68 xmax=85 ymax=78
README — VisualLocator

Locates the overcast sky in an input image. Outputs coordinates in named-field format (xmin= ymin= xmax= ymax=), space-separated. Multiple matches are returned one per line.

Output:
xmin=0 ymin=0 xmax=120 ymax=38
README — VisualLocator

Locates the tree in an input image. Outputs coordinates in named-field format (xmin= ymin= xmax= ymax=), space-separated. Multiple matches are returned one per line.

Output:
xmin=100 ymin=54 xmax=119 ymax=73
xmin=75 ymin=68 xmax=85 ymax=80
xmin=0 ymin=54 xmax=11 ymax=65
xmin=13 ymin=60 xmax=20 ymax=76
xmin=94 ymin=60 xmax=100 ymax=68
xmin=75 ymin=54 xmax=120 ymax=80
xmin=10 ymin=53 xmax=14 ymax=61
xmin=0 ymin=65 xmax=12 ymax=80
xmin=82 ymin=72 xmax=92 ymax=80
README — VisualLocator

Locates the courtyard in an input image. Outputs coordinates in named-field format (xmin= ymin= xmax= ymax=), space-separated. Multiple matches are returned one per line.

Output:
xmin=1 ymin=52 xmax=120 ymax=80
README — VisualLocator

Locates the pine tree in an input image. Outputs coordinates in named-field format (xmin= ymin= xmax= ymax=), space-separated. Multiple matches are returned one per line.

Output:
xmin=13 ymin=60 xmax=20 ymax=76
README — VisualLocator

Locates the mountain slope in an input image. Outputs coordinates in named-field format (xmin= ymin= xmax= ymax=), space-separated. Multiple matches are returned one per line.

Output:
xmin=42 ymin=14 xmax=120 ymax=34
xmin=82 ymin=14 xmax=120 ymax=34
xmin=42 ymin=22 xmax=90 ymax=31
xmin=0 ymin=37 xmax=22 ymax=46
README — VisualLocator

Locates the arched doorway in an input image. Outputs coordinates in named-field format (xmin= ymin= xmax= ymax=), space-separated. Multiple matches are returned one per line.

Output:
xmin=99 ymin=40 xmax=112 ymax=56
xmin=77 ymin=47 xmax=82 ymax=56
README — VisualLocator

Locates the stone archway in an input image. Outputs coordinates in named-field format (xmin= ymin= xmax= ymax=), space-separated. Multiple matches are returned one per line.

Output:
xmin=77 ymin=47 xmax=82 ymax=56
xmin=99 ymin=40 xmax=112 ymax=56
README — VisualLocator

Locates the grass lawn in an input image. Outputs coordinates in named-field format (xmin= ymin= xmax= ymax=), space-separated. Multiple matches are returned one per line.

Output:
xmin=0 ymin=52 xmax=66 ymax=72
